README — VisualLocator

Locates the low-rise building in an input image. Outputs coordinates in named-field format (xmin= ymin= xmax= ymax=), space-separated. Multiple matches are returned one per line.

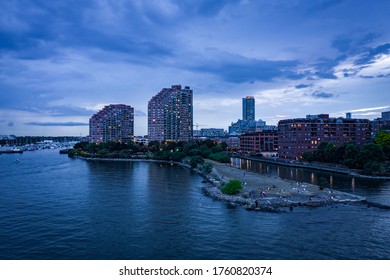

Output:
xmin=239 ymin=130 xmax=278 ymax=155
xmin=278 ymin=114 xmax=371 ymax=160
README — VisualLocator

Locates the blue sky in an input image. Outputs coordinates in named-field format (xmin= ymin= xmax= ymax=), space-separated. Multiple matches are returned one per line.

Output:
xmin=1 ymin=0 xmax=389 ymax=136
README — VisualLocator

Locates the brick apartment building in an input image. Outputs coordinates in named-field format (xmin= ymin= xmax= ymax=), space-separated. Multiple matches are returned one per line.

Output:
xmin=239 ymin=130 xmax=278 ymax=155
xmin=278 ymin=114 xmax=371 ymax=160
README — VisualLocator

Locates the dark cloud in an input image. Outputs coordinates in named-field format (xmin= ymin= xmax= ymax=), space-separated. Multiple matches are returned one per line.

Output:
xmin=355 ymin=43 xmax=390 ymax=65
xmin=192 ymin=54 xmax=300 ymax=83
xmin=314 ymin=71 xmax=338 ymax=79
xmin=331 ymin=32 xmax=380 ymax=54
xmin=8 ymin=122 xmax=14 ymax=127
xmin=309 ymin=57 xmax=340 ymax=80
xmin=295 ymin=84 xmax=311 ymax=89
xmin=25 ymin=122 xmax=89 ymax=127
xmin=41 ymin=105 xmax=96 ymax=117
xmin=377 ymin=73 xmax=390 ymax=78
xmin=0 ymin=89 xmax=95 ymax=117
xmin=311 ymin=91 xmax=335 ymax=99
xmin=0 ymin=0 xmax=172 ymax=62
xmin=0 ymin=87 xmax=95 ymax=117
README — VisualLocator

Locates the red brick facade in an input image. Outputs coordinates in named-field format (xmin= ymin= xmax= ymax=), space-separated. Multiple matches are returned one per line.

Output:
xmin=278 ymin=114 xmax=371 ymax=160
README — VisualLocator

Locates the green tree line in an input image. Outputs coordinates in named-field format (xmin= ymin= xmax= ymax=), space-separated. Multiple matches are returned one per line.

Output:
xmin=70 ymin=139 xmax=230 ymax=170
xmin=302 ymin=130 xmax=390 ymax=174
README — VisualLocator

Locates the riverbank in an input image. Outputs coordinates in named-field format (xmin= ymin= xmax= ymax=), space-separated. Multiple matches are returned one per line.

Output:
xmin=202 ymin=160 xmax=367 ymax=212
xmin=233 ymin=155 xmax=390 ymax=180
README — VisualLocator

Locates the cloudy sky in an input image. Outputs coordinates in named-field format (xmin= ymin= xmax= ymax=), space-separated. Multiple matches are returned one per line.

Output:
xmin=1 ymin=0 xmax=390 ymax=136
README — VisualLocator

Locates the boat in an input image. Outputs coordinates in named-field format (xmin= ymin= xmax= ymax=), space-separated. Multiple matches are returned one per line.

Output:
xmin=0 ymin=147 xmax=23 ymax=154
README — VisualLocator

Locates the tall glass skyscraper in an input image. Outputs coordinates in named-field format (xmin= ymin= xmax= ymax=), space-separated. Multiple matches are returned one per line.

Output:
xmin=242 ymin=96 xmax=255 ymax=121
xmin=148 ymin=85 xmax=193 ymax=142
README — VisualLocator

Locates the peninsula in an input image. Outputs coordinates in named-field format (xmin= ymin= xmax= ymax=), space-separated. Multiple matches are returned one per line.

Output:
xmin=202 ymin=160 xmax=367 ymax=213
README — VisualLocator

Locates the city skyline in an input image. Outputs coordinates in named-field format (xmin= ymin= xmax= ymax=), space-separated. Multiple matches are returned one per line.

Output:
xmin=1 ymin=0 xmax=390 ymax=136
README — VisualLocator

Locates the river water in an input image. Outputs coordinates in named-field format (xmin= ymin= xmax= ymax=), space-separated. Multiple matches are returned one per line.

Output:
xmin=1 ymin=150 xmax=390 ymax=260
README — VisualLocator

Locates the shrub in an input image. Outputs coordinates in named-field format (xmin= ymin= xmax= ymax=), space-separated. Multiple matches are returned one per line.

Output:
xmin=209 ymin=152 xmax=229 ymax=163
xmin=363 ymin=161 xmax=382 ymax=174
xmin=189 ymin=156 xmax=204 ymax=168
xmin=221 ymin=180 xmax=243 ymax=195
xmin=200 ymin=162 xmax=213 ymax=174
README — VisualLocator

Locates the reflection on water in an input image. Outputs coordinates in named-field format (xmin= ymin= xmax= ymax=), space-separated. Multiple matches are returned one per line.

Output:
xmin=231 ymin=157 xmax=390 ymax=206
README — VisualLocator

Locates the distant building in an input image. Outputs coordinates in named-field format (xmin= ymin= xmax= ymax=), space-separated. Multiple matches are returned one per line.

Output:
xmin=148 ymin=85 xmax=193 ymax=142
xmin=242 ymin=96 xmax=255 ymax=121
xmin=225 ymin=136 xmax=240 ymax=150
xmin=240 ymin=130 xmax=278 ymax=155
xmin=346 ymin=112 xmax=352 ymax=119
xmin=278 ymin=114 xmax=371 ymax=160
xmin=228 ymin=119 xmax=276 ymax=135
xmin=195 ymin=135 xmax=239 ymax=150
xmin=134 ymin=135 xmax=148 ymax=145
xmin=199 ymin=128 xmax=225 ymax=137
xmin=382 ymin=111 xmax=390 ymax=121
xmin=228 ymin=96 xmax=277 ymax=134
xmin=372 ymin=111 xmax=390 ymax=135
xmin=0 ymin=135 xmax=16 ymax=141
xmin=89 ymin=104 xmax=134 ymax=143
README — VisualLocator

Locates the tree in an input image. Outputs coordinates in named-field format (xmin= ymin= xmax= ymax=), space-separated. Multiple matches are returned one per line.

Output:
xmin=201 ymin=162 xmax=213 ymax=174
xmin=74 ymin=141 xmax=88 ymax=150
xmin=148 ymin=140 xmax=160 ymax=153
xmin=86 ymin=142 xmax=98 ymax=153
xmin=302 ymin=151 xmax=315 ymax=162
xmin=323 ymin=142 xmax=337 ymax=162
xmin=374 ymin=131 xmax=390 ymax=160
xmin=209 ymin=152 xmax=230 ymax=163
xmin=316 ymin=142 xmax=328 ymax=160
xmin=356 ymin=143 xmax=385 ymax=169
xmin=374 ymin=130 xmax=390 ymax=147
xmin=221 ymin=180 xmax=243 ymax=195
xmin=382 ymin=144 xmax=390 ymax=160
xmin=343 ymin=142 xmax=360 ymax=168
xmin=189 ymin=156 xmax=204 ymax=168
xmin=363 ymin=161 xmax=383 ymax=174
xmin=220 ymin=141 xmax=228 ymax=151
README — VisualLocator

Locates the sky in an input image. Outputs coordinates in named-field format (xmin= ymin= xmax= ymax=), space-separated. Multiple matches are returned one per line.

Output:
xmin=1 ymin=0 xmax=390 ymax=136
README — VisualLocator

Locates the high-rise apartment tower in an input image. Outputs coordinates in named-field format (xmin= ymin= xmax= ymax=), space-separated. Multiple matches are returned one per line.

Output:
xmin=242 ymin=96 xmax=255 ymax=121
xmin=148 ymin=85 xmax=193 ymax=142
xmin=89 ymin=104 xmax=134 ymax=143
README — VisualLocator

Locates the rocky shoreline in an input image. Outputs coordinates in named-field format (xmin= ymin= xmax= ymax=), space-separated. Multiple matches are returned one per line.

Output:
xmin=200 ymin=160 xmax=367 ymax=213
